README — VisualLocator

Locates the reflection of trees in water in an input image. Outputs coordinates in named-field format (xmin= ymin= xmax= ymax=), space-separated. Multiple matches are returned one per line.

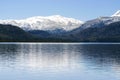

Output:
xmin=0 ymin=44 xmax=82 ymax=70
xmin=0 ymin=44 xmax=22 ymax=69
xmin=0 ymin=44 xmax=20 ymax=61
xmin=78 ymin=44 xmax=120 ymax=68
xmin=0 ymin=44 xmax=19 ymax=53
xmin=0 ymin=43 xmax=120 ymax=71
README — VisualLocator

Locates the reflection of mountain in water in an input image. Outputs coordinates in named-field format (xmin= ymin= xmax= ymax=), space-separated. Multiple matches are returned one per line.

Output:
xmin=0 ymin=43 xmax=120 ymax=72
xmin=78 ymin=44 xmax=120 ymax=70
xmin=0 ymin=44 xmax=82 ymax=71
xmin=17 ymin=44 xmax=82 ymax=71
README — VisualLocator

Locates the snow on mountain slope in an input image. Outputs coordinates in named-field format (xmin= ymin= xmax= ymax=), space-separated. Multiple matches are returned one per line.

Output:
xmin=0 ymin=15 xmax=83 ymax=31
xmin=72 ymin=10 xmax=120 ymax=32
xmin=74 ymin=16 xmax=120 ymax=31
xmin=112 ymin=10 xmax=120 ymax=17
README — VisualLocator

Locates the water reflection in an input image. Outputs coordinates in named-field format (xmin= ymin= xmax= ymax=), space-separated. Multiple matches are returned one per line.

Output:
xmin=0 ymin=43 xmax=120 ymax=80
xmin=0 ymin=44 xmax=120 ymax=70
xmin=79 ymin=44 xmax=120 ymax=69
xmin=0 ymin=44 xmax=83 ymax=71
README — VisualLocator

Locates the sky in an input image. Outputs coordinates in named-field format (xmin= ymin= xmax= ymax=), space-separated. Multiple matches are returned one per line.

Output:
xmin=0 ymin=0 xmax=120 ymax=21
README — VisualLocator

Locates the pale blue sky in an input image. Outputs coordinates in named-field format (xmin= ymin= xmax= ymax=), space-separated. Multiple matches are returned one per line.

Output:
xmin=0 ymin=0 xmax=120 ymax=21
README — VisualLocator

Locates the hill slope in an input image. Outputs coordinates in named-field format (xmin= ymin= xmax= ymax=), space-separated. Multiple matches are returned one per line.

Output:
xmin=68 ymin=21 xmax=120 ymax=42
xmin=0 ymin=24 xmax=33 ymax=41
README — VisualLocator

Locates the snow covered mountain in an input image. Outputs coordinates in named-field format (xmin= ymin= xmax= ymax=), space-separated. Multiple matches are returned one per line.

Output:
xmin=73 ymin=10 xmax=120 ymax=30
xmin=80 ymin=16 xmax=120 ymax=29
xmin=71 ymin=10 xmax=120 ymax=35
xmin=0 ymin=15 xmax=83 ymax=31
xmin=67 ymin=10 xmax=120 ymax=42
xmin=112 ymin=10 xmax=120 ymax=17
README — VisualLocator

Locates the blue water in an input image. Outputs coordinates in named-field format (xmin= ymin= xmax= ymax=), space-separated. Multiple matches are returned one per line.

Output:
xmin=0 ymin=43 xmax=120 ymax=80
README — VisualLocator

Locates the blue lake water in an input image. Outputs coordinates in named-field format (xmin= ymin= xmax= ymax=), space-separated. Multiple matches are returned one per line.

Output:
xmin=0 ymin=43 xmax=120 ymax=80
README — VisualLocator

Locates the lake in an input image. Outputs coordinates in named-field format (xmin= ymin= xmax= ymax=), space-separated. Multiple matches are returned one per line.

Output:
xmin=0 ymin=43 xmax=120 ymax=80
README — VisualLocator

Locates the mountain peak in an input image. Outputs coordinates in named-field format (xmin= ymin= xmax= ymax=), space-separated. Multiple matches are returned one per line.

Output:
xmin=26 ymin=15 xmax=63 ymax=19
xmin=50 ymin=15 xmax=63 ymax=17
xmin=112 ymin=10 xmax=120 ymax=17
xmin=0 ymin=15 xmax=83 ymax=31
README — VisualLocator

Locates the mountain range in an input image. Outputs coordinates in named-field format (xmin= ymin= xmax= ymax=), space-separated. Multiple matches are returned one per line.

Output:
xmin=0 ymin=10 xmax=120 ymax=42
xmin=0 ymin=15 xmax=83 ymax=32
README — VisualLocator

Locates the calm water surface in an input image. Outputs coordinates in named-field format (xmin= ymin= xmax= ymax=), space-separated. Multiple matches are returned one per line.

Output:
xmin=0 ymin=43 xmax=120 ymax=80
